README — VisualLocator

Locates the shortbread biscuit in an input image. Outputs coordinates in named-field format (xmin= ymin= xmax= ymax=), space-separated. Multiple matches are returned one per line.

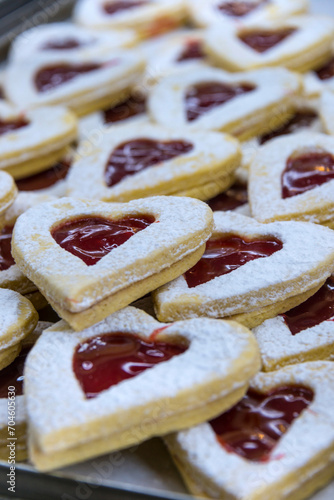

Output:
xmin=68 ymin=124 xmax=241 ymax=202
xmin=148 ymin=67 xmax=301 ymax=140
xmin=165 ymin=361 xmax=334 ymax=500
xmin=0 ymin=102 xmax=77 ymax=179
xmin=249 ymin=132 xmax=334 ymax=225
xmin=12 ymin=196 xmax=213 ymax=331
xmin=25 ymin=306 xmax=260 ymax=470
xmin=0 ymin=171 xmax=17 ymax=219
xmin=205 ymin=16 xmax=334 ymax=73
xmin=153 ymin=212 xmax=334 ymax=326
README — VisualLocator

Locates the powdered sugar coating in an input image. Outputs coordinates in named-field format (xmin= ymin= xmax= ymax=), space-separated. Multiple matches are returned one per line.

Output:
xmin=0 ymin=171 xmax=16 ymax=214
xmin=0 ymin=288 xmax=37 ymax=350
xmin=320 ymin=91 xmax=334 ymax=136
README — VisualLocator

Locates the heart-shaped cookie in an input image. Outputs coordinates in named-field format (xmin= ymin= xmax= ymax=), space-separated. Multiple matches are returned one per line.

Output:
xmin=165 ymin=361 xmax=334 ymax=500
xmin=68 ymin=123 xmax=241 ymax=202
xmin=24 ymin=306 xmax=260 ymax=471
xmin=320 ymin=90 xmax=334 ymax=136
xmin=12 ymin=196 xmax=213 ymax=331
xmin=205 ymin=16 xmax=334 ymax=73
xmin=249 ymin=132 xmax=334 ymax=226
xmin=148 ymin=67 xmax=301 ymax=140
xmin=153 ymin=212 xmax=334 ymax=327
xmin=0 ymin=172 xmax=17 ymax=220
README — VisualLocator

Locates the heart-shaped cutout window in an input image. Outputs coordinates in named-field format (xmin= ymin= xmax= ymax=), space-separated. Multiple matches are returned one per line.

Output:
xmin=41 ymin=38 xmax=87 ymax=51
xmin=103 ymin=0 xmax=148 ymax=15
xmin=0 ymin=117 xmax=29 ymax=136
xmin=16 ymin=158 xmax=71 ymax=192
xmin=0 ymin=225 xmax=15 ymax=271
xmin=239 ymin=28 xmax=296 ymax=53
xmin=177 ymin=40 xmax=206 ymax=62
xmin=217 ymin=0 xmax=267 ymax=17
xmin=35 ymin=63 xmax=103 ymax=92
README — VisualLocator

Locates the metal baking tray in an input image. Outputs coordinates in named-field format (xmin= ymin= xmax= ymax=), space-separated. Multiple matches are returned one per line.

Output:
xmin=0 ymin=0 xmax=334 ymax=499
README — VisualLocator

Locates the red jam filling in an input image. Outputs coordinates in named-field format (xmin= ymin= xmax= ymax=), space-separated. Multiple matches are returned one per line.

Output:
xmin=105 ymin=138 xmax=193 ymax=187
xmin=52 ymin=215 xmax=154 ymax=266
xmin=73 ymin=332 xmax=186 ymax=399
xmin=0 ymin=225 xmax=15 ymax=271
xmin=207 ymin=181 xmax=248 ymax=212
xmin=16 ymin=159 xmax=71 ymax=191
xmin=185 ymin=235 xmax=282 ymax=288
xmin=177 ymin=40 xmax=205 ymax=62
xmin=217 ymin=0 xmax=267 ymax=17
xmin=282 ymin=151 xmax=334 ymax=199
xmin=260 ymin=111 xmax=318 ymax=145
xmin=35 ymin=63 xmax=102 ymax=92
xmin=185 ymin=82 xmax=255 ymax=122
xmin=315 ymin=57 xmax=334 ymax=81
xmin=41 ymin=38 xmax=84 ymax=50
xmin=282 ymin=277 xmax=334 ymax=335
xmin=104 ymin=93 xmax=146 ymax=124
xmin=0 ymin=117 xmax=29 ymax=136
xmin=239 ymin=28 xmax=296 ymax=53
xmin=103 ymin=0 xmax=148 ymax=15
xmin=0 ymin=345 xmax=33 ymax=398
xmin=210 ymin=385 xmax=313 ymax=462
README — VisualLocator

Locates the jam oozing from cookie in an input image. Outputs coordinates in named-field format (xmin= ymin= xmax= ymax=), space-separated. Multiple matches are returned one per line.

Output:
xmin=104 ymin=93 xmax=146 ymax=124
xmin=52 ymin=215 xmax=154 ymax=266
xmin=0 ymin=345 xmax=32 ymax=398
xmin=73 ymin=332 xmax=186 ymax=398
xmin=239 ymin=28 xmax=296 ymax=53
xmin=315 ymin=57 xmax=334 ymax=80
xmin=207 ymin=181 xmax=248 ymax=212
xmin=177 ymin=40 xmax=205 ymax=62
xmin=103 ymin=0 xmax=148 ymax=15
xmin=282 ymin=151 xmax=334 ymax=198
xmin=210 ymin=385 xmax=314 ymax=462
xmin=0 ymin=225 xmax=15 ymax=271
xmin=217 ymin=1 xmax=267 ymax=17
xmin=0 ymin=117 xmax=29 ymax=136
xmin=259 ymin=111 xmax=318 ymax=145
xmin=185 ymin=82 xmax=255 ymax=122
xmin=41 ymin=38 xmax=84 ymax=50
xmin=282 ymin=277 xmax=334 ymax=335
xmin=16 ymin=159 xmax=71 ymax=191
xmin=35 ymin=63 xmax=102 ymax=92
xmin=185 ymin=235 xmax=282 ymax=288
xmin=105 ymin=139 xmax=193 ymax=187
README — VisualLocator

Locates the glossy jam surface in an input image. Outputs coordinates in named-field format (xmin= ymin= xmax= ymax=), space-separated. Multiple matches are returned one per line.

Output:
xmin=0 ymin=225 xmax=15 ymax=271
xmin=177 ymin=40 xmax=205 ymax=62
xmin=0 ymin=117 xmax=29 ymax=136
xmin=315 ymin=57 xmax=334 ymax=80
xmin=35 ymin=63 xmax=101 ymax=92
xmin=282 ymin=277 xmax=334 ymax=335
xmin=185 ymin=82 xmax=255 ymax=122
xmin=260 ymin=111 xmax=318 ymax=145
xmin=210 ymin=385 xmax=314 ymax=462
xmin=73 ymin=332 xmax=186 ymax=398
xmin=282 ymin=151 xmax=334 ymax=199
xmin=185 ymin=235 xmax=282 ymax=288
xmin=239 ymin=28 xmax=296 ymax=53
xmin=0 ymin=346 xmax=32 ymax=398
xmin=103 ymin=0 xmax=148 ymax=15
xmin=52 ymin=215 xmax=154 ymax=266
xmin=104 ymin=93 xmax=146 ymax=124
xmin=16 ymin=159 xmax=71 ymax=191
xmin=41 ymin=38 xmax=83 ymax=50
xmin=207 ymin=181 xmax=248 ymax=212
xmin=217 ymin=0 xmax=266 ymax=17
xmin=105 ymin=138 xmax=193 ymax=187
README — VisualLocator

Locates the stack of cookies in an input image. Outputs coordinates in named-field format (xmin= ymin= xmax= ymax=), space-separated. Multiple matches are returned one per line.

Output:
xmin=1 ymin=1 xmax=334 ymax=499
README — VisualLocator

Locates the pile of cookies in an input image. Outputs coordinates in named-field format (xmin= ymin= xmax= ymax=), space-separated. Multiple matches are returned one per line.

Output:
xmin=1 ymin=0 xmax=334 ymax=498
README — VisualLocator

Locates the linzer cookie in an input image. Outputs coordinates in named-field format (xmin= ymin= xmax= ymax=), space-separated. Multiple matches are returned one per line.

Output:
xmin=249 ymin=132 xmax=334 ymax=226
xmin=320 ymin=91 xmax=334 ymax=137
xmin=187 ymin=0 xmax=309 ymax=28
xmin=165 ymin=361 xmax=334 ymax=500
xmin=0 ymin=172 xmax=17 ymax=220
xmin=153 ymin=212 xmax=334 ymax=327
xmin=12 ymin=196 xmax=213 ymax=331
xmin=68 ymin=123 xmax=241 ymax=202
xmin=303 ymin=55 xmax=334 ymax=100
xmin=0 ymin=102 xmax=77 ymax=180
xmin=254 ymin=276 xmax=334 ymax=371
xmin=148 ymin=67 xmax=301 ymax=140
xmin=74 ymin=0 xmax=186 ymax=38
xmin=205 ymin=16 xmax=334 ymax=73
xmin=24 ymin=306 xmax=260 ymax=470
xmin=5 ymin=50 xmax=145 ymax=117
xmin=0 ymin=289 xmax=38 ymax=371
xmin=0 ymin=322 xmax=51 ymax=461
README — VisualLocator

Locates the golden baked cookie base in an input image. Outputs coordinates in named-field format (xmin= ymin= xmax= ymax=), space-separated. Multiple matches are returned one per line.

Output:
xmin=72 ymin=85 xmax=134 ymax=117
xmin=0 ymin=422 xmax=27 ymax=461
xmin=0 ymin=343 xmax=21 ymax=370
xmin=0 ymin=183 xmax=17 ymax=216
xmin=176 ymin=172 xmax=236 ymax=201
xmin=47 ymin=244 xmax=206 ymax=331
xmin=30 ymin=382 xmax=248 ymax=471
